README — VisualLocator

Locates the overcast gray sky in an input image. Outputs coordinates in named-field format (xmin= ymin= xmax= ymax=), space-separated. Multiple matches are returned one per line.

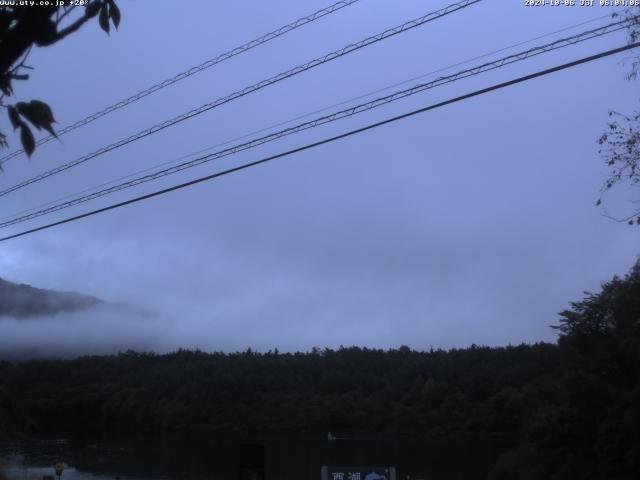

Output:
xmin=0 ymin=0 xmax=639 ymax=354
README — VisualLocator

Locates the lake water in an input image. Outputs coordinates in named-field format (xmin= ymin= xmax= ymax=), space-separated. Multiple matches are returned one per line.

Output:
xmin=0 ymin=433 xmax=509 ymax=480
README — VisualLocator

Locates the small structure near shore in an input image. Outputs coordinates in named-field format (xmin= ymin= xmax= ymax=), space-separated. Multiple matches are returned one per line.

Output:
xmin=321 ymin=466 xmax=397 ymax=480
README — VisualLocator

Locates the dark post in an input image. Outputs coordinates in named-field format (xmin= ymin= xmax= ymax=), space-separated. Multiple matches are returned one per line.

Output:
xmin=239 ymin=444 xmax=265 ymax=480
xmin=54 ymin=462 xmax=64 ymax=480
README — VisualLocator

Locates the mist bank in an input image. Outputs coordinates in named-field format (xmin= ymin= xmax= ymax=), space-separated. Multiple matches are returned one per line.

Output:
xmin=0 ymin=303 xmax=542 ymax=360
xmin=0 ymin=303 xmax=168 ymax=360
xmin=0 ymin=275 xmax=166 ymax=359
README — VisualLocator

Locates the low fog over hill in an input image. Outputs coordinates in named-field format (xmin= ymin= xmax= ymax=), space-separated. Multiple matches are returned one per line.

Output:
xmin=0 ymin=277 xmax=103 ymax=318
xmin=0 ymin=277 xmax=163 ymax=359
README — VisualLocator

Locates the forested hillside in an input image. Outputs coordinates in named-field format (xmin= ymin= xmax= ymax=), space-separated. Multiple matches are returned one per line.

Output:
xmin=491 ymin=260 xmax=640 ymax=479
xmin=0 ymin=343 xmax=560 ymax=435
xmin=0 ymin=277 xmax=102 ymax=318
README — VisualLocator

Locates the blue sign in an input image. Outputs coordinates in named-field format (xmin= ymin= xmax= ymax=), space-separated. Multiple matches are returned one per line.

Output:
xmin=321 ymin=466 xmax=397 ymax=480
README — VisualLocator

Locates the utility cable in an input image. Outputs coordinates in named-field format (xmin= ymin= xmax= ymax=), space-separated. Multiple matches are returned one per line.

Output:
xmin=0 ymin=9 xmax=625 ymax=222
xmin=0 ymin=18 xmax=632 ymax=229
xmin=1 ymin=8 xmax=623 ymax=224
xmin=0 ymin=0 xmax=481 ymax=198
xmin=0 ymin=0 xmax=363 ymax=165
xmin=1 ymin=41 xmax=637 ymax=243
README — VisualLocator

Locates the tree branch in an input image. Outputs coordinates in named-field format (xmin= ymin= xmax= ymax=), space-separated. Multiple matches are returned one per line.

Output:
xmin=47 ymin=6 xmax=95 ymax=44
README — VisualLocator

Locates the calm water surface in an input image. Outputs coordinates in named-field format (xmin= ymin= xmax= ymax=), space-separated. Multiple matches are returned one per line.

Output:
xmin=0 ymin=434 xmax=509 ymax=480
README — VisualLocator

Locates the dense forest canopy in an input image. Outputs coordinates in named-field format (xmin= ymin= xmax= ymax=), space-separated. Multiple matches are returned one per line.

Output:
xmin=0 ymin=343 xmax=561 ymax=435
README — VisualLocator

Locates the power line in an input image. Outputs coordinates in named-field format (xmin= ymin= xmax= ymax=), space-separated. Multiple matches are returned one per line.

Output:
xmin=0 ymin=18 xmax=631 ymax=226
xmin=1 ymin=41 xmax=637 ymax=243
xmin=0 ymin=0 xmax=482 ymax=199
xmin=0 ymin=11 xmax=622 ymax=225
xmin=0 ymin=0 xmax=363 ymax=165
xmin=0 ymin=17 xmax=633 ymax=229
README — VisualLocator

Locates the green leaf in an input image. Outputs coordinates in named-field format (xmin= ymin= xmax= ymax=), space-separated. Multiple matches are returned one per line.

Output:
xmin=85 ymin=1 xmax=102 ymax=18
xmin=39 ymin=121 xmax=56 ymax=138
xmin=99 ymin=4 xmax=110 ymax=34
xmin=7 ymin=106 xmax=22 ymax=130
xmin=109 ymin=0 xmax=121 ymax=29
xmin=15 ymin=102 xmax=40 ymax=130
xmin=15 ymin=100 xmax=57 ymax=137
xmin=29 ymin=100 xmax=55 ymax=124
xmin=20 ymin=124 xmax=35 ymax=157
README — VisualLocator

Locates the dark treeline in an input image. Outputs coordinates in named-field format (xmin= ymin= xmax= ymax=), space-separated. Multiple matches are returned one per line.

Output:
xmin=1 ymin=261 xmax=639 ymax=479
xmin=0 ymin=344 xmax=561 ymax=436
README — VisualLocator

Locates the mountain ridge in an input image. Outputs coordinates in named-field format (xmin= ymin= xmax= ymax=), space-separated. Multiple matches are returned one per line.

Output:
xmin=0 ymin=277 xmax=104 ymax=318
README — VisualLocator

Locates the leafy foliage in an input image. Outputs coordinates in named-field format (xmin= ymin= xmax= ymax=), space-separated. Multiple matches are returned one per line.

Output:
xmin=490 ymin=260 xmax=640 ymax=479
xmin=598 ymin=108 xmax=640 ymax=224
xmin=0 ymin=1 xmax=120 ymax=158
xmin=597 ymin=9 xmax=640 ymax=224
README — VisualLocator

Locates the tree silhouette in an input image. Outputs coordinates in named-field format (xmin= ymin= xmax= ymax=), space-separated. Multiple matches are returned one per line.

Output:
xmin=0 ymin=1 xmax=120 ymax=159
xmin=597 ymin=8 xmax=640 ymax=224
